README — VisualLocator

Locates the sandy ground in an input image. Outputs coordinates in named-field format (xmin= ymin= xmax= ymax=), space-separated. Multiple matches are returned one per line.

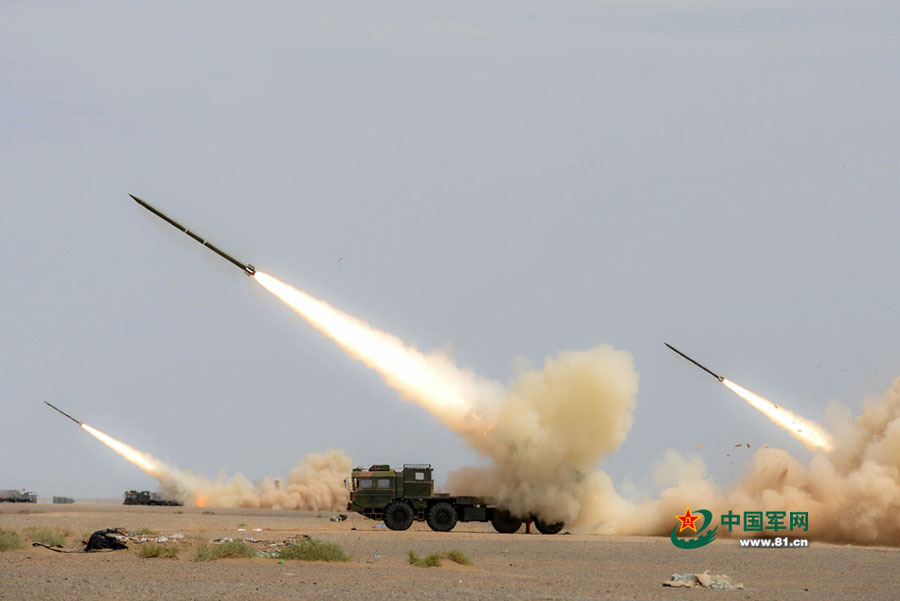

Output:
xmin=1 ymin=504 xmax=898 ymax=600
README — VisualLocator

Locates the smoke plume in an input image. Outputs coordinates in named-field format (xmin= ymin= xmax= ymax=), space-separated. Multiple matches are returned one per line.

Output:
xmin=447 ymin=361 xmax=900 ymax=544
xmin=82 ymin=419 xmax=351 ymax=510
xmin=156 ymin=449 xmax=353 ymax=510
xmin=254 ymin=271 xmax=641 ymax=526
xmin=446 ymin=346 xmax=639 ymax=526
xmin=559 ymin=377 xmax=900 ymax=545
xmin=254 ymin=271 xmax=900 ymax=543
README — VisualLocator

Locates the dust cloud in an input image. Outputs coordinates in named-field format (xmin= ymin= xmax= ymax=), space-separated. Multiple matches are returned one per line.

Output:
xmin=254 ymin=271 xmax=900 ymax=542
xmin=528 ymin=377 xmax=900 ymax=545
xmin=446 ymin=345 xmax=639 ymax=527
xmin=630 ymin=378 xmax=900 ymax=544
xmin=156 ymin=449 xmax=352 ymax=510
xmin=252 ymin=272 xmax=645 ymax=525
xmin=449 ymin=348 xmax=900 ymax=544
xmin=81 ymin=413 xmax=351 ymax=510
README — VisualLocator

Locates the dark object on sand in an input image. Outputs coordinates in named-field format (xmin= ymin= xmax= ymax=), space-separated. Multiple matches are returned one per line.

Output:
xmin=32 ymin=529 xmax=128 ymax=553
xmin=86 ymin=529 xmax=128 ymax=552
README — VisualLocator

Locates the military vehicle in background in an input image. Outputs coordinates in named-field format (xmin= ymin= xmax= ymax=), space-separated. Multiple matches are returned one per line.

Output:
xmin=346 ymin=464 xmax=564 ymax=534
xmin=123 ymin=490 xmax=182 ymax=506
xmin=52 ymin=496 xmax=75 ymax=504
xmin=0 ymin=490 xmax=37 ymax=503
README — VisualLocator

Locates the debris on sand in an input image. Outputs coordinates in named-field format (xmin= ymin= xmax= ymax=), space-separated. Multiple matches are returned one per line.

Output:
xmin=123 ymin=531 xmax=184 ymax=544
xmin=663 ymin=571 xmax=743 ymax=590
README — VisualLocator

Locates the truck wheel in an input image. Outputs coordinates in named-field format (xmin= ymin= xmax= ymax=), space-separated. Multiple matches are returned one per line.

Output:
xmin=490 ymin=510 xmax=522 ymax=534
xmin=535 ymin=518 xmax=564 ymax=535
xmin=383 ymin=501 xmax=414 ymax=531
xmin=426 ymin=502 xmax=458 ymax=532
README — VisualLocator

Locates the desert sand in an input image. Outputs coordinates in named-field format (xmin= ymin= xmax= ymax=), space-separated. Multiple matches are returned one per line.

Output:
xmin=1 ymin=504 xmax=898 ymax=600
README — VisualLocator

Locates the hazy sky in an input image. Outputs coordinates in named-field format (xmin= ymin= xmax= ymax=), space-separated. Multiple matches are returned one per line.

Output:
xmin=2 ymin=1 xmax=898 ymax=499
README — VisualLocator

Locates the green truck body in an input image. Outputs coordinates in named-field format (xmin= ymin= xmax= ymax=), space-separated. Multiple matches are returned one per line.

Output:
xmin=0 ymin=490 xmax=37 ymax=503
xmin=123 ymin=490 xmax=182 ymax=506
xmin=346 ymin=464 xmax=563 ymax=534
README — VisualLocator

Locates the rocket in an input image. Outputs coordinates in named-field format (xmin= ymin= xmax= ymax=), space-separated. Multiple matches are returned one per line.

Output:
xmin=130 ymin=194 xmax=256 ymax=276
xmin=44 ymin=401 xmax=82 ymax=426
xmin=664 ymin=343 xmax=724 ymax=382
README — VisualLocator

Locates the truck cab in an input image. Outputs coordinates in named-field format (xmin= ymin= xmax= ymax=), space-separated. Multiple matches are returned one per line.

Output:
xmin=347 ymin=464 xmax=433 ymax=520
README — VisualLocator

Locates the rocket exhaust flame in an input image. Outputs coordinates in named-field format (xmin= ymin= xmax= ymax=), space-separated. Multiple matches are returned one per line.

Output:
xmin=76 ymin=420 xmax=351 ymax=510
xmin=665 ymin=343 xmax=834 ymax=451
xmin=45 ymin=401 xmax=173 ymax=482
xmin=131 ymin=196 xmax=893 ymax=540
xmin=129 ymin=195 xmax=642 ymax=525
xmin=45 ymin=397 xmax=349 ymax=510
xmin=129 ymin=195 xmax=505 ymax=445
xmin=252 ymin=271 xmax=640 ymax=526
xmin=721 ymin=379 xmax=834 ymax=452
xmin=80 ymin=423 xmax=167 ymax=476
xmin=252 ymin=271 xmax=505 ymax=443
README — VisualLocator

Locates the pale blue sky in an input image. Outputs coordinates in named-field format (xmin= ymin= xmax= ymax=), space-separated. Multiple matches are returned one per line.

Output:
xmin=2 ymin=1 xmax=898 ymax=498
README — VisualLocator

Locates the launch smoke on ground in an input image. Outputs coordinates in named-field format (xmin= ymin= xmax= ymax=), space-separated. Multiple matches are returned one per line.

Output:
xmin=606 ymin=378 xmax=900 ymax=544
xmin=445 ymin=347 xmax=639 ymax=526
xmin=157 ymin=449 xmax=352 ymax=510
xmin=254 ymin=271 xmax=900 ymax=544
xmin=81 ymin=420 xmax=351 ymax=510
xmin=255 ymin=270 xmax=640 ymax=526
xmin=76 ymin=267 xmax=895 ymax=542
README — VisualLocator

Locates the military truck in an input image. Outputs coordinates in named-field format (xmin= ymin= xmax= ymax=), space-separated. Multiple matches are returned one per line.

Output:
xmin=123 ymin=490 xmax=182 ymax=506
xmin=0 ymin=490 xmax=37 ymax=503
xmin=346 ymin=464 xmax=564 ymax=534
xmin=52 ymin=496 xmax=75 ymax=504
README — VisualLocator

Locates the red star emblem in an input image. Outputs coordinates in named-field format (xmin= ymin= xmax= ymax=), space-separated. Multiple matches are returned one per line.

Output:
xmin=675 ymin=507 xmax=700 ymax=533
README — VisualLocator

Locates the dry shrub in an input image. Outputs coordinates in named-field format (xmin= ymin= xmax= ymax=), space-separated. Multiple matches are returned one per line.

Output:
xmin=279 ymin=537 xmax=348 ymax=562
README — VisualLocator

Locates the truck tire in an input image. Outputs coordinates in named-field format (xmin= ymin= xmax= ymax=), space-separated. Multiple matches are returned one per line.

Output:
xmin=490 ymin=510 xmax=522 ymax=534
xmin=383 ymin=501 xmax=414 ymax=531
xmin=426 ymin=502 xmax=458 ymax=532
xmin=535 ymin=518 xmax=564 ymax=535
